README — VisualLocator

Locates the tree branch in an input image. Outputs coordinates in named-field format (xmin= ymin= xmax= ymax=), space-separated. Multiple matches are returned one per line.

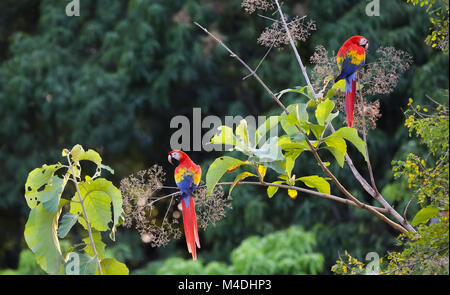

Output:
xmin=194 ymin=20 xmax=409 ymax=234
xmin=274 ymin=0 xmax=316 ymax=97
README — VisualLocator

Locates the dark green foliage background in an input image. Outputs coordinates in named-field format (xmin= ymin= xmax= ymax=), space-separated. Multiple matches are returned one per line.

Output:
xmin=0 ymin=0 xmax=448 ymax=273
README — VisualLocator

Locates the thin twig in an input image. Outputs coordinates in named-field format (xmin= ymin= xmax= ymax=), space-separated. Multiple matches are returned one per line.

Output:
xmin=357 ymin=72 xmax=380 ymax=196
xmin=243 ymin=44 xmax=274 ymax=80
xmin=273 ymin=0 xmax=316 ymax=97
xmin=194 ymin=22 xmax=289 ymax=114
xmin=403 ymin=199 xmax=413 ymax=222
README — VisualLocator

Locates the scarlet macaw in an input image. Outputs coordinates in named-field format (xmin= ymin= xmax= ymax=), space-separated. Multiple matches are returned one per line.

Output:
xmin=335 ymin=36 xmax=369 ymax=127
xmin=168 ymin=150 xmax=201 ymax=260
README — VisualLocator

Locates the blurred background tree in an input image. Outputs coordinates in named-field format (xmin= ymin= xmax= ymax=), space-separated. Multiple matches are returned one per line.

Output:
xmin=0 ymin=0 xmax=448 ymax=274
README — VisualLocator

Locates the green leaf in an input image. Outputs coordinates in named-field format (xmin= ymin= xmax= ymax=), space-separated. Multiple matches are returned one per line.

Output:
xmin=210 ymin=126 xmax=239 ymax=147
xmin=267 ymin=181 xmax=284 ymax=198
xmin=411 ymin=206 xmax=439 ymax=226
xmin=97 ymin=258 xmax=129 ymax=275
xmin=328 ymin=127 xmax=368 ymax=162
xmin=305 ymin=122 xmax=326 ymax=140
xmin=73 ymin=149 xmax=102 ymax=168
xmin=82 ymin=231 xmax=106 ymax=260
xmin=229 ymin=172 xmax=256 ymax=194
xmin=251 ymin=136 xmax=284 ymax=163
xmin=315 ymin=98 xmax=335 ymax=126
xmin=324 ymin=137 xmax=347 ymax=168
xmin=280 ymin=103 xmax=309 ymax=135
xmin=71 ymin=192 xmax=111 ymax=232
xmin=24 ymin=200 xmax=67 ymax=274
xmin=101 ymin=164 xmax=115 ymax=175
xmin=235 ymin=119 xmax=250 ymax=146
xmin=24 ymin=163 xmax=63 ymax=209
xmin=255 ymin=116 xmax=280 ymax=146
xmin=325 ymin=80 xmax=345 ymax=99
xmin=58 ymin=212 xmax=79 ymax=239
xmin=263 ymin=160 xmax=286 ymax=174
xmin=71 ymin=146 xmax=103 ymax=178
xmin=257 ymin=165 xmax=267 ymax=180
xmin=277 ymin=86 xmax=311 ymax=100
xmin=278 ymin=135 xmax=309 ymax=152
xmin=70 ymin=178 xmax=123 ymax=236
xmin=297 ymin=175 xmax=331 ymax=195
xmin=285 ymin=151 xmax=301 ymax=177
xmin=40 ymin=176 xmax=66 ymax=213
xmin=206 ymin=156 xmax=245 ymax=196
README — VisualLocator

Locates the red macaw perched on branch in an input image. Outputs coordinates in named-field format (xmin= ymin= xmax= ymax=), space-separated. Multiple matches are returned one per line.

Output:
xmin=335 ymin=36 xmax=369 ymax=127
xmin=168 ymin=150 xmax=201 ymax=260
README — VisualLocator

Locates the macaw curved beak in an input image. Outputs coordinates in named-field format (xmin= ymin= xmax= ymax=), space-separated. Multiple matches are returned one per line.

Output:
xmin=168 ymin=154 xmax=173 ymax=165
xmin=365 ymin=43 xmax=369 ymax=50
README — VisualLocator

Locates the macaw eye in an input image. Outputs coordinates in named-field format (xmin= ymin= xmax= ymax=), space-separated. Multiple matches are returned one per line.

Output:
xmin=360 ymin=38 xmax=367 ymax=46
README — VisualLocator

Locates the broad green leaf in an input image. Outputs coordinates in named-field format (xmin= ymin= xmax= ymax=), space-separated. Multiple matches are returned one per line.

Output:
xmin=325 ymin=80 xmax=345 ymax=99
xmin=289 ymin=133 xmax=306 ymax=143
xmin=229 ymin=172 xmax=256 ymax=194
xmin=297 ymin=175 xmax=331 ymax=195
xmin=82 ymin=231 xmax=106 ymax=260
xmin=24 ymin=163 xmax=63 ymax=209
xmin=24 ymin=200 xmax=67 ymax=274
xmin=325 ymin=79 xmax=362 ymax=99
xmin=73 ymin=149 xmax=102 ymax=168
xmin=251 ymin=136 xmax=284 ymax=162
xmin=315 ymin=98 xmax=335 ymax=126
xmin=285 ymin=151 xmax=301 ymax=177
xmin=267 ymin=181 xmax=284 ymax=198
xmin=70 ymin=145 xmax=85 ymax=161
xmin=411 ymin=206 xmax=439 ymax=226
xmin=325 ymin=112 xmax=339 ymax=125
xmin=324 ymin=137 xmax=347 ymax=168
xmin=71 ymin=146 xmax=103 ymax=179
xmin=206 ymin=156 xmax=245 ymax=196
xmin=71 ymin=191 xmax=111 ymax=232
xmin=101 ymin=164 xmax=115 ymax=175
xmin=305 ymin=122 xmax=326 ymax=140
xmin=277 ymin=86 xmax=311 ymax=100
xmin=97 ymin=258 xmax=129 ymax=275
xmin=210 ymin=126 xmax=239 ymax=147
xmin=58 ymin=212 xmax=79 ymax=239
xmin=278 ymin=135 xmax=309 ymax=152
xmin=226 ymin=160 xmax=250 ymax=173
xmin=235 ymin=119 xmax=250 ymax=146
xmin=40 ymin=176 xmax=66 ymax=213
xmin=263 ymin=160 xmax=286 ymax=174
xmin=328 ymin=127 xmax=368 ymax=162
xmin=70 ymin=178 xmax=123 ymax=236
xmin=257 ymin=165 xmax=267 ymax=180
xmin=255 ymin=116 xmax=280 ymax=146
xmin=280 ymin=103 xmax=309 ymax=136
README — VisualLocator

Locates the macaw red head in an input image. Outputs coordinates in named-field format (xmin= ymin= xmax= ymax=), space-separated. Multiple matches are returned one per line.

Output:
xmin=349 ymin=35 xmax=369 ymax=50
xmin=168 ymin=150 xmax=187 ymax=165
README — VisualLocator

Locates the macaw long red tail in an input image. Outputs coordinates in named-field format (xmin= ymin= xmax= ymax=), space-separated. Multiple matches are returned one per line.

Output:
xmin=345 ymin=74 xmax=356 ymax=128
xmin=181 ymin=197 xmax=200 ymax=260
